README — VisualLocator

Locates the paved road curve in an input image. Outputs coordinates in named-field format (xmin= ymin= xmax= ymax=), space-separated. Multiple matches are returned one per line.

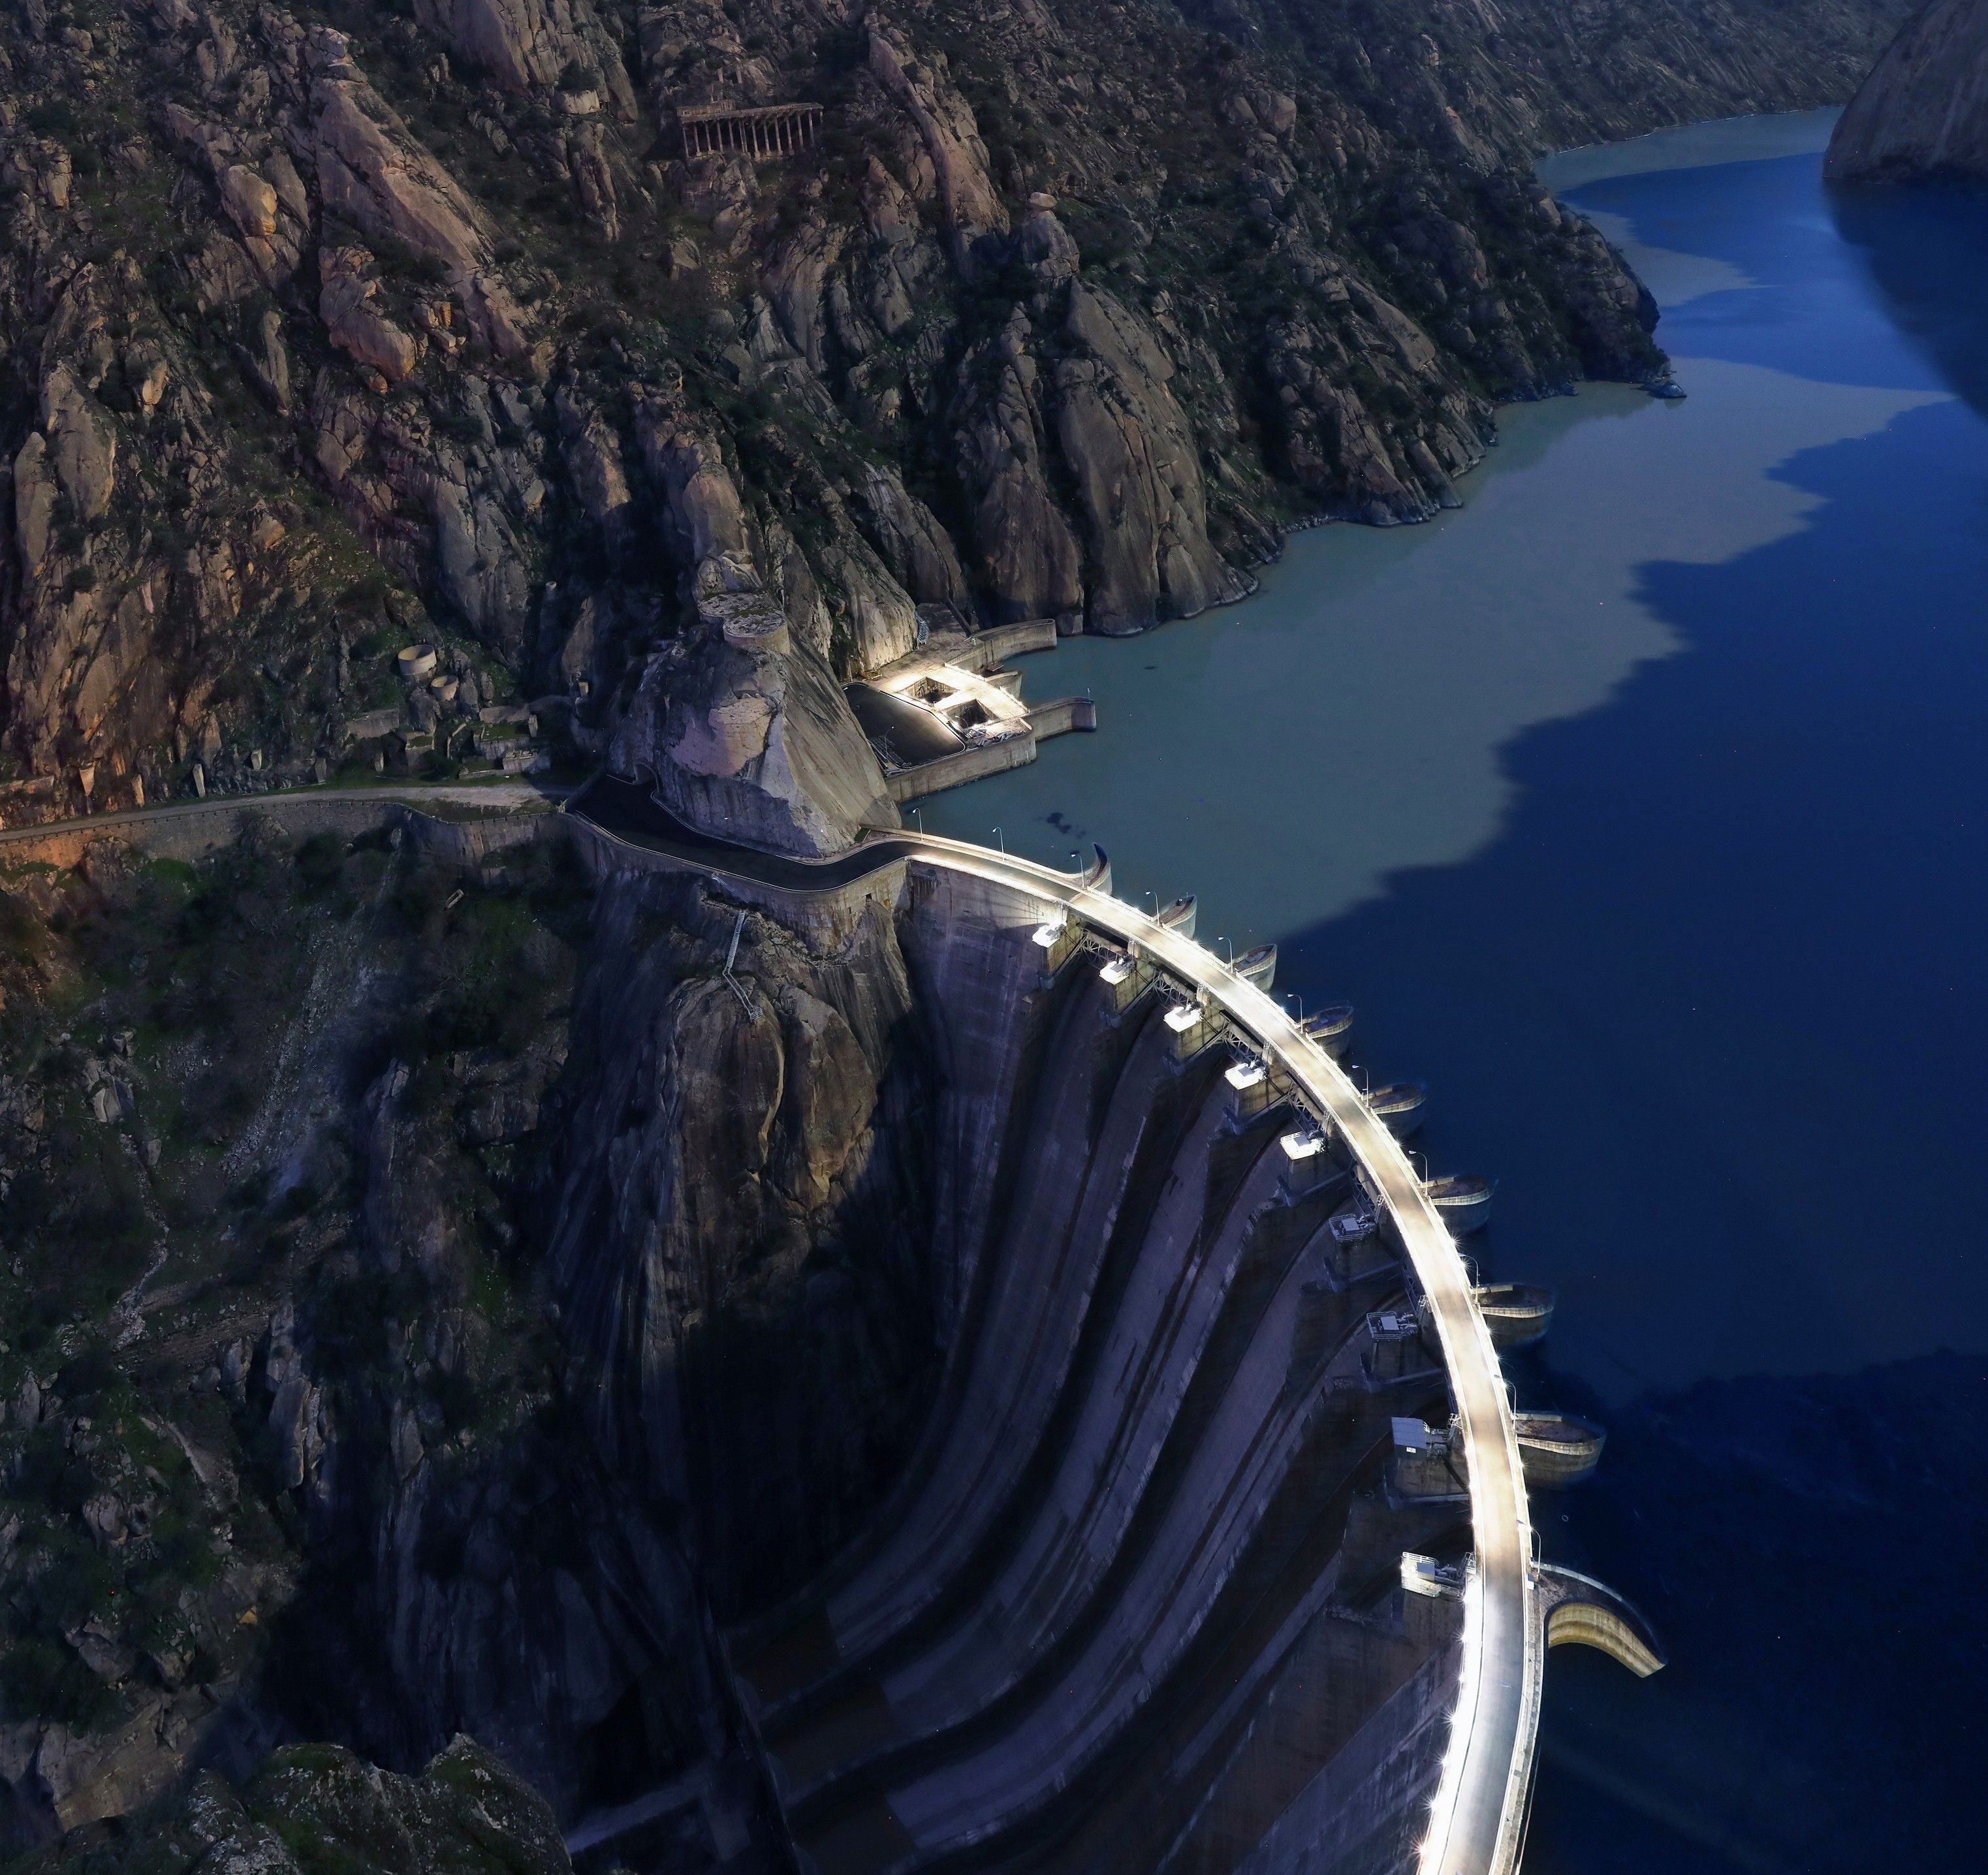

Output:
xmin=0 ymin=779 xmax=565 ymax=851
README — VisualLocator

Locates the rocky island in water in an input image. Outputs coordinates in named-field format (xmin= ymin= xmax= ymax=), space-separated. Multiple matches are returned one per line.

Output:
xmin=0 ymin=0 xmax=1963 ymax=1870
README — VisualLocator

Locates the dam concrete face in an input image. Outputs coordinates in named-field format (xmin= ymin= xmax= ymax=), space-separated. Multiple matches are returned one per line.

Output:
xmin=541 ymin=793 xmax=1662 ymax=1875
xmin=0 ymin=781 xmax=1652 ymax=1873
xmin=717 ymin=864 xmax=1487 ymax=1875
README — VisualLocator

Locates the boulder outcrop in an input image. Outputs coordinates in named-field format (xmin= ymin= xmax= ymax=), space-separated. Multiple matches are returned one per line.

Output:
xmin=1827 ymin=0 xmax=1988 ymax=185
xmin=38 ymin=366 xmax=116 ymax=524
xmin=319 ymin=246 xmax=420 ymax=383
xmin=866 ymin=25 xmax=1008 ymax=269
xmin=306 ymin=29 xmax=528 ymax=360
xmin=853 ymin=462 xmax=973 ymax=611
xmin=616 ymin=400 xmax=900 ymax=851
xmin=612 ymin=622 xmax=898 ymax=856
xmin=414 ymin=0 xmax=635 ymax=116
xmin=953 ymin=312 xmax=1086 ymax=626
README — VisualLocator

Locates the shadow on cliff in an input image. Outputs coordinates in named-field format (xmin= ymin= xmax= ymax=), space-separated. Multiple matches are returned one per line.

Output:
xmin=1829 ymin=179 xmax=1988 ymax=422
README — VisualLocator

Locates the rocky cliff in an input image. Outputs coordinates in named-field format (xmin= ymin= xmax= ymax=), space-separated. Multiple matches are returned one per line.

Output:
xmin=0 ymin=811 xmax=963 ymax=1864
xmin=1827 ymin=0 xmax=1988 ymax=184
xmin=11 ymin=1736 xmax=575 ymax=1874
xmin=1 ymin=810 xmax=1498 ymax=1875
xmin=0 ymin=0 xmax=1910 ymax=837
xmin=536 ymin=865 xmax=941 ymax=1613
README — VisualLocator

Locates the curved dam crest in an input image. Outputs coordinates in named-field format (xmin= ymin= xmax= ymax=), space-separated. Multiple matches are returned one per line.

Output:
xmin=548 ymin=781 xmax=1657 ymax=1875
xmin=14 ymin=103 xmax=1975 ymax=1875
xmin=917 ymin=109 xmax=1988 ymax=1875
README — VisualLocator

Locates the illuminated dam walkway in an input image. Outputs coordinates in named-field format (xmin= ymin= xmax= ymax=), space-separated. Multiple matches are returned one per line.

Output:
xmin=565 ymin=775 xmax=1662 ymax=1875
xmin=921 ymin=838 xmax=1532 ymax=1874
xmin=0 ymin=774 xmax=1660 ymax=1874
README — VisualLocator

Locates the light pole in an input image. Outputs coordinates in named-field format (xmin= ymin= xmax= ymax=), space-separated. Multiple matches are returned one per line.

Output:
xmin=992 ymin=826 xmax=1005 ymax=853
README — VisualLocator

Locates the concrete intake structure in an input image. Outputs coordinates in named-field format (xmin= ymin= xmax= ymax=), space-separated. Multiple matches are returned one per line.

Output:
xmin=680 ymin=101 xmax=824 ymax=160
xmin=847 ymin=618 xmax=1097 ymax=803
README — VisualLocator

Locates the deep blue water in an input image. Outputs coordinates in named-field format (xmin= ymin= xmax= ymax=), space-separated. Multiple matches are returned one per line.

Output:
xmin=924 ymin=116 xmax=1988 ymax=1870
xmin=1389 ymin=146 xmax=1988 ymax=1872
xmin=1513 ymin=142 xmax=1988 ymax=1874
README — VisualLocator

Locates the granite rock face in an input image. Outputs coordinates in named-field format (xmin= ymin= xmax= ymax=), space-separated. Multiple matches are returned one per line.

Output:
xmin=1827 ymin=0 xmax=1988 ymax=184
xmin=8 ymin=1737 xmax=573 ymax=1874
xmin=0 ymin=813 xmax=998 ymax=1866
xmin=1053 ymin=281 xmax=1255 ymax=633
xmin=413 ymin=0 xmax=635 ymax=114
xmin=615 ymin=396 xmax=898 ymax=853
xmin=0 ymin=825 xmax=812 ymax=1868
xmin=541 ymin=873 xmax=938 ymax=1615
xmin=612 ymin=622 xmax=898 ymax=857
xmin=0 ymin=0 xmax=1910 ymax=823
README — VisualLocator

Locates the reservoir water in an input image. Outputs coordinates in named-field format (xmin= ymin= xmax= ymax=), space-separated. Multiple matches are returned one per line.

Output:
xmin=918 ymin=112 xmax=1988 ymax=1871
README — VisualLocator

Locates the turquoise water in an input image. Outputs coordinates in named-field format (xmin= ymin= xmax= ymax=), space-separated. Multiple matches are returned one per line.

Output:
xmin=922 ymin=113 xmax=1988 ymax=1869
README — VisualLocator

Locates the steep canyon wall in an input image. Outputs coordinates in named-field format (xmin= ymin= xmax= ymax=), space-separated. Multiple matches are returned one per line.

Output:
xmin=0 ymin=0 xmax=1912 ymax=832
xmin=0 ymin=812 xmax=1490 ymax=1875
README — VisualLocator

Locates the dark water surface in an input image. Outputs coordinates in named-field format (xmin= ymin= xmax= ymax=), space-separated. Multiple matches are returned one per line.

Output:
xmin=921 ymin=113 xmax=1988 ymax=1870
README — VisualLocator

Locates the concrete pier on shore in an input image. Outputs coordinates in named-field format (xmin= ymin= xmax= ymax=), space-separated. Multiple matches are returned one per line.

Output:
xmin=848 ymin=618 xmax=1096 ymax=804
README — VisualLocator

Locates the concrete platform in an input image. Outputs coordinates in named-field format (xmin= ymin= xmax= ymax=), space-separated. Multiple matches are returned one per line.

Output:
xmin=852 ymin=622 xmax=1096 ymax=803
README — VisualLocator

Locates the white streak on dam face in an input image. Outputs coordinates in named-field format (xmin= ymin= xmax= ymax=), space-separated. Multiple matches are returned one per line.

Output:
xmin=919 ymin=361 xmax=1946 ymax=945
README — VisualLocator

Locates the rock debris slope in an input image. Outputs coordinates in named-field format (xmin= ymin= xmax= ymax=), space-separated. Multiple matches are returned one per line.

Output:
xmin=0 ymin=0 xmax=1910 ymax=828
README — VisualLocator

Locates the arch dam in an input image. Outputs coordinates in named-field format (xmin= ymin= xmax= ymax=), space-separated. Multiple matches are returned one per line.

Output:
xmin=563 ymin=775 xmax=1663 ymax=1875
xmin=0 ymin=774 xmax=1661 ymax=1874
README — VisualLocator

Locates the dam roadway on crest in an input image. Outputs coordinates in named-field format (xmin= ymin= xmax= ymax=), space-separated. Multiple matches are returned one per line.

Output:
xmin=0 ymin=769 xmax=1608 ymax=1875
xmin=566 ymin=772 xmax=1539 ymax=1875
